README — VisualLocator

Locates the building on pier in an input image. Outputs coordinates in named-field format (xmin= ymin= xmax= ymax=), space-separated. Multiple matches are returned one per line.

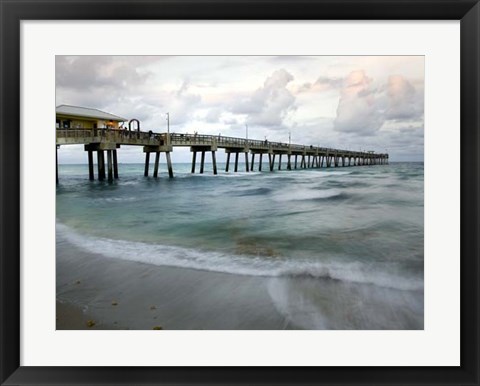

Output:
xmin=56 ymin=105 xmax=127 ymax=130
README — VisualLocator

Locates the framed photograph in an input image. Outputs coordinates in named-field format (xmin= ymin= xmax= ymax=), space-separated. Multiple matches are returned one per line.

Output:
xmin=1 ymin=0 xmax=478 ymax=385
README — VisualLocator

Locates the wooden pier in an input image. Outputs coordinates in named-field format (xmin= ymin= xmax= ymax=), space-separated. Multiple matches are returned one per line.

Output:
xmin=56 ymin=128 xmax=389 ymax=182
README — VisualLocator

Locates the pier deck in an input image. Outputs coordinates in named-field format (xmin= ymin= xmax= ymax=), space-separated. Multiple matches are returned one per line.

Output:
xmin=56 ymin=128 xmax=389 ymax=182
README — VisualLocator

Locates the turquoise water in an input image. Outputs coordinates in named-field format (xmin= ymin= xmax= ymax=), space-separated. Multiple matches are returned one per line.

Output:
xmin=56 ymin=162 xmax=424 ymax=328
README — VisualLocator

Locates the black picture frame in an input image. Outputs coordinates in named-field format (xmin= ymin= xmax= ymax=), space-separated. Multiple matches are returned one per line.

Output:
xmin=1 ymin=0 xmax=479 ymax=385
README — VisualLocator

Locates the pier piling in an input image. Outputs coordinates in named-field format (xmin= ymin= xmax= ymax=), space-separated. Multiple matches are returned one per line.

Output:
xmin=153 ymin=152 xmax=160 ymax=178
xmin=144 ymin=152 xmax=150 ymax=177
xmin=245 ymin=152 xmax=249 ymax=172
xmin=259 ymin=153 xmax=263 ymax=171
xmin=200 ymin=151 xmax=205 ymax=174
xmin=113 ymin=150 xmax=119 ymax=178
xmin=278 ymin=154 xmax=282 ymax=170
xmin=191 ymin=151 xmax=197 ymax=173
xmin=212 ymin=151 xmax=217 ymax=175
xmin=87 ymin=150 xmax=94 ymax=180
xmin=97 ymin=151 xmax=106 ymax=180
xmin=56 ymin=146 xmax=59 ymax=184
xmin=166 ymin=152 xmax=174 ymax=178
xmin=225 ymin=152 xmax=231 ymax=172
xmin=234 ymin=152 xmax=239 ymax=172
xmin=270 ymin=154 xmax=275 ymax=172
xmin=107 ymin=150 xmax=113 ymax=181
xmin=251 ymin=153 xmax=255 ymax=172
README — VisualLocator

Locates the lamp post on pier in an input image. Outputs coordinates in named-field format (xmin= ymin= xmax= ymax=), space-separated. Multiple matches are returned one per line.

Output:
xmin=166 ymin=112 xmax=170 ymax=146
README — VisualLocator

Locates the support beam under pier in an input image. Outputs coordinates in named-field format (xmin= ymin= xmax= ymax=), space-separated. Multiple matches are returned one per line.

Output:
xmin=56 ymin=146 xmax=59 ymax=184
xmin=200 ymin=151 xmax=206 ymax=174
xmin=212 ymin=151 xmax=217 ymax=175
xmin=144 ymin=151 xmax=150 ymax=177
xmin=153 ymin=152 xmax=160 ymax=178
xmin=87 ymin=150 xmax=94 ymax=181
xmin=225 ymin=152 xmax=231 ymax=172
xmin=234 ymin=152 xmax=239 ymax=172
xmin=144 ymin=145 xmax=174 ymax=178
xmin=98 ymin=151 xmax=106 ymax=180
xmin=107 ymin=150 xmax=113 ymax=181
xmin=191 ymin=151 xmax=197 ymax=173
xmin=113 ymin=150 xmax=119 ymax=179
xmin=166 ymin=152 xmax=174 ymax=178
xmin=225 ymin=147 xmax=246 ymax=173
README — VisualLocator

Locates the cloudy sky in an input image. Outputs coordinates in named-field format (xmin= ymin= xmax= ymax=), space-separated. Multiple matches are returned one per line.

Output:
xmin=56 ymin=56 xmax=424 ymax=163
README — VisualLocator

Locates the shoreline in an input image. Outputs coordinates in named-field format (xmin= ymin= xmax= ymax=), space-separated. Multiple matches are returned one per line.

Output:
xmin=56 ymin=225 xmax=423 ymax=330
xmin=56 ymin=234 xmax=292 ymax=330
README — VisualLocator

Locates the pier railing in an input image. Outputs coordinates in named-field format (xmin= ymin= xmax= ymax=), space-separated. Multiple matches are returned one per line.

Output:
xmin=56 ymin=128 xmax=388 ymax=158
xmin=56 ymin=128 xmax=163 ymax=146
xmin=56 ymin=127 xmax=389 ymax=182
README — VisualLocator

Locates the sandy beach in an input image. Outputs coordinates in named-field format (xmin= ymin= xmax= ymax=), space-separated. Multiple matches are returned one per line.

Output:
xmin=57 ymin=229 xmax=423 ymax=330
xmin=56 ymin=236 xmax=292 ymax=330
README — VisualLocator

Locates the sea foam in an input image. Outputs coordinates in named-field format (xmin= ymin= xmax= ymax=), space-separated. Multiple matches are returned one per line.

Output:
xmin=272 ymin=188 xmax=341 ymax=202
xmin=57 ymin=222 xmax=423 ymax=291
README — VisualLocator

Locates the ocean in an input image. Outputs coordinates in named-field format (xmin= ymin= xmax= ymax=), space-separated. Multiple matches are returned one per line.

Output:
xmin=56 ymin=162 xmax=424 ymax=330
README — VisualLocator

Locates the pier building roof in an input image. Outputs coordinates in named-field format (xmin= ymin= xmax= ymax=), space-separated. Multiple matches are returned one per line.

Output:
xmin=56 ymin=105 xmax=127 ymax=122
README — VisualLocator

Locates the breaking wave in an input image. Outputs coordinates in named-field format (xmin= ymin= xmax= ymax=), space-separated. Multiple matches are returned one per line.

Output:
xmin=57 ymin=222 xmax=423 ymax=292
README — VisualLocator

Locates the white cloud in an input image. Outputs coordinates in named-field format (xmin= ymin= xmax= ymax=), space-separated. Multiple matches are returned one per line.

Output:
xmin=56 ymin=56 xmax=424 ymax=162
xmin=385 ymin=75 xmax=423 ymax=120
xmin=231 ymin=69 xmax=296 ymax=128
xmin=334 ymin=70 xmax=384 ymax=135
xmin=333 ymin=71 xmax=424 ymax=138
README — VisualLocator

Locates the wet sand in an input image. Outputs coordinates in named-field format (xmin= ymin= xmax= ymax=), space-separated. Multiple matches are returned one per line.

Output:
xmin=56 ymin=237 xmax=292 ymax=330
xmin=57 ymin=232 xmax=423 ymax=330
